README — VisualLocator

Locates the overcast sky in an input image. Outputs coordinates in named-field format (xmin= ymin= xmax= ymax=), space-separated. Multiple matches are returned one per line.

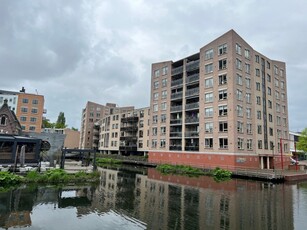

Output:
xmin=0 ymin=0 xmax=306 ymax=131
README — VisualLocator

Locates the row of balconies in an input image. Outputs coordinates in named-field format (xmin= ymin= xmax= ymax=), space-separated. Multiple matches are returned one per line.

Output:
xmin=170 ymin=102 xmax=199 ymax=112
xmin=171 ymin=74 xmax=199 ymax=88
xmin=169 ymin=131 xmax=199 ymax=138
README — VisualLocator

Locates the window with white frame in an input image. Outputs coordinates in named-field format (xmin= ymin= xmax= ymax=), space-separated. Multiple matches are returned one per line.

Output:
xmin=256 ymin=68 xmax=260 ymax=77
xmin=153 ymin=92 xmax=158 ymax=100
xmin=219 ymin=74 xmax=227 ymax=85
xmin=205 ymin=63 xmax=213 ymax=74
xmin=257 ymin=110 xmax=262 ymax=119
xmin=237 ymin=105 xmax=243 ymax=117
xmin=246 ymin=78 xmax=251 ymax=88
xmin=205 ymin=78 xmax=213 ymax=88
xmin=237 ymin=121 xmax=243 ymax=133
xmin=154 ymin=69 xmax=160 ymax=77
xmin=236 ymin=74 xmax=243 ymax=85
xmin=219 ymin=138 xmax=228 ymax=149
xmin=246 ymin=93 xmax=251 ymax=103
xmin=275 ymin=91 xmax=280 ymax=100
xmin=245 ymin=63 xmax=251 ymax=74
xmin=280 ymin=81 xmax=285 ymax=89
xmin=162 ymin=78 xmax=167 ymax=87
xmin=258 ymin=140 xmax=263 ymax=149
xmin=246 ymin=123 xmax=252 ymax=134
xmin=161 ymin=102 xmax=167 ymax=111
xmin=268 ymin=100 xmax=272 ymax=108
xmin=219 ymin=121 xmax=228 ymax=132
xmin=275 ymin=78 xmax=279 ymax=87
xmin=218 ymin=43 xmax=227 ymax=55
xmin=245 ymin=49 xmax=250 ymax=59
xmin=267 ymin=61 xmax=271 ymax=69
xmin=268 ymin=87 xmax=271 ymax=95
xmin=205 ymin=49 xmax=214 ymax=60
xmin=247 ymin=139 xmax=252 ymax=150
xmin=154 ymin=81 xmax=159 ymax=89
xmin=205 ymin=122 xmax=213 ymax=133
xmin=219 ymin=89 xmax=227 ymax=100
xmin=153 ymin=115 xmax=158 ymax=124
xmin=205 ymin=107 xmax=213 ymax=117
xmin=161 ymin=114 xmax=166 ymax=123
xmin=255 ymin=55 xmax=259 ymax=63
xmin=162 ymin=66 xmax=168 ymax=75
xmin=219 ymin=105 xmax=227 ymax=116
xmin=153 ymin=104 xmax=158 ymax=112
xmin=236 ymin=59 xmax=242 ymax=70
xmin=160 ymin=139 xmax=166 ymax=148
xmin=152 ymin=127 xmax=157 ymax=136
xmin=205 ymin=138 xmax=213 ymax=148
xmin=246 ymin=108 xmax=251 ymax=119
xmin=238 ymin=138 xmax=244 ymax=149
xmin=236 ymin=89 xmax=243 ymax=101
xmin=160 ymin=126 xmax=166 ymax=135
xmin=256 ymin=96 xmax=261 ymax=105
xmin=219 ymin=59 xmax=227 ymax=70
xmin=236 ymin=43 xmax=242 ymax=55
xmin=205 ymin=92 xmax=213 ymax=103
xmin=267 ymin=74 xmax=271 ymax=82
xmin=256 ymin=82 xmax=261 ymax=91
xmin=257 ymin=125 xmax=262 ymax=134
xmin=151 ymin=139 xmax=157 ymax=148
xmin=161 ymin=90 xmax=167 ymax=99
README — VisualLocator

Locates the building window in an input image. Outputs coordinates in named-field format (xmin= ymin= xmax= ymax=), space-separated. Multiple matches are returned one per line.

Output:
xmin=267 ymin=74 xmax=271 ymax=82
xmin=153 ymin=104 xmax=158 ymax=112
xmin=151 ymin=139 xmax=157 ymax=148
xmin=236 ymin=43 xmax=241 ymax=55
xmin=257 ymin=125 xmax=262 ymax=134
xmin=218 ymin=59 xmax=227 ymax=70
xmin=154 ymin=81 xmax=159 ymax=89
xmin=22 ymin=98 xmax=29 ymax=103
xmin=255 ymin=55 xmax=260 ymax=63
xmin=246 ymin=108 xmax=251 ymax=119
xmin=31 ymin=108 xmax=38 ymax=114
xmin=161 ymin=127 xmax=166 ymax=135
xmin=276 ymin=103 xmax=280 ymax=112
xmin=274 ymin=65 xmax=279 ymax=75
xmin=268 ymin=100 xmax=272 ymax=109
xmin=29 ymin=126 xmax=36 ymax=131
xmin=256 ymin=96 xmax=261 ymax=105
xmin=267 ymin=61 xmax=271 ymax=69
xmin=245 ymin=49 xmax=250 ymax=59
xmin=162 ymin=78 xmax=167 ymax=87
xmin=218 ymin=44 xmax=227 ymax=55
xmin=281 ymin=81 xmax=285 ymax=89
xmin=246 ymin=123 xmax=252 ymax=134
xmin=219 ymin=89 xmax=227 ymax=100
xmin=238 ymin=138 xmax=244 ymax=149
xmin=161 ymin=114 xmax=166 ymax=123
xmin=205 ymin=49 xmax=214 ymax=60
xmin=219 ymin=121 xmax=228 ymax=132
xmin=30 ymin=117 xmax=37 ymax=122
xmin=205 ymin=138 xmax=213 ymax=148
xmin=21 ymin=107 xmax=28 ymax=113
xmin=256 ymin=82 xmax=261 ymax=91
xmin=205 ymin=78 xmax=213 ymax=88
xmin=152 ymin=127 xmax=157 ymax=136
xmin=237 ymin=105 xmax=243 ymax=117
xmin=246 ymin=93 xmax=251 ymax=103
xmin=256 ymin=68 xmax=260 ymax=77
xmin=205 ymin=63 xmax=213 ymax=74
xmin=161 ymin=90 xmax=167 ymax=99
xmin=21 ymin=126 xmax=25 ymax=130
xmin=268 ymin=87 xmax=271 ymax=95
xmin=275 ymin=78 xmax=279 ymax=87
xmin=258 ymin=140 xmax=263 ymax=149
xmin=245 ymin=63 xmax=251 ymax=74
xmin=236 ymin=74 xmax=243 ymax=85
xmin=219 ymin=138 xmax=228 ymax=149
xmin=162 ymin=66 xmax=168 ymax=75
xmin=237 ymin=121 xmax=243 ymax=133
xmin=269 ymin=128 xmax=273 ymax=136
xmin=160 ymin=139 xmax=166 ymax=148
xmin=236 ymin=59 xmax=242 ymax=70
xmin=246 ymin=78 xmax=251 ymax=89
xmin=247 ymin=139 xmax=252 ymax=150
xmin=257 ymin=111 xmax=262 ymax=120
xmin=219 ymin=74 xmax=227 ymax=85
xmin=236 ymin=89 xmax=243 ymax=101
xmin=153 ymin=115 xmax=158 ymax=124
xmin=20 ymin=116 xmax=27 ymax=122
xmin=32 ymin=99 xmax=38 ymax=105
xmin=153 ymin=92 xmax=159 ymax=100
xmin=0 ymin=116 xmax=7 ymax=125
xmin=269 ymin=114 xmax=273 ymax=122
xmin=275 ymin=91 xmax=280 ymax=100
xmin=205 ymin=107 xmax=213 ymax=117
xmin=218 ymin=105 xmax=227 ymax=116
xmin=205 ymin=122 xmax=213 ymax=133
xmin=205 ymin=92 xmax=213 ymax=103
xmin=161 ymin=102 xmax=167 ymax=111
xmin=154 ymin=69 xmax=160 ymax=77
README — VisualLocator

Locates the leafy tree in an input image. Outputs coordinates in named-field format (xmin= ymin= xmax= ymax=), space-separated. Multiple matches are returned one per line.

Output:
xmin=297 ymin=128 xmax=307 ymax=153
xmin=71 ymin=127 xmax=78 ymax=131
xmin=42 ymin=119 xmax=55 ymax=128
xmin=55 ymin=112 xmax=67 ymax=128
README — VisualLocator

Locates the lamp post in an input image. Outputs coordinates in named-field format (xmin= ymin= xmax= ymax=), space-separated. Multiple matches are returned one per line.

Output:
xmin=272 ymin=144 xmax=275 ymax=172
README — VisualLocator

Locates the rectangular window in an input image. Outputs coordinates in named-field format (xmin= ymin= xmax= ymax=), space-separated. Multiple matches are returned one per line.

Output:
xmin=154 ymin=81 xmax=159 ymax=89
xmin=161 ymin=90 xmax=167 ymax=99
xmin=236 ymin=59 xmax=242 ymax=70
xmin=205 ymin=78 xmax=213 ymax=88
xmin=205 ymin=63 xmax=213 ymax=74
xmin=268 ymin=87 xmax=271 ymax=95
xmin=236 ymin=89 xmax=243 ymax=101
xmin=21 ymin=107 xmax=28 ymax=113
xmin=161 ymin=114 xmax=166 ymax=123
xmin=29 ymin=126 xmax=36 ymax=131
xmin=218 ymin=44 xmax=227 ymax=55
xmin=219 ymin=89 xmax=227 ymax=100
xmin=246 ymin=108 xmax=251 ymax=118
xmin=267 ymin=61 xmax=271 ymax=69
xmin=236 ymin=43 xmax=242 ymax=55
xmin=245 ymin=63 xmax=250 ymax=74
xmin=160 ymin=139 xmax=166 ymax=148
xmin=219 ymin=138 xmax=228 ymax=149
xmin=160 ymin=127 xmax=166 ymax=135
xmin=246 ymin=78 xmax=251 ymax=89
xmin=162 ymin=66 xmax=168 ymax=75
xmin=247 ymin=139 xmax=252 ymax=150
xmin=275 ymin=78 xmax=279 ymax=87
xmin=267 ymin=74 xmax=271 ymax=82
xmin=161 ymin=102 xmax=167 ymax=111
xmin=268 ymin=100 xmax=272 ymax=108
xmin=218 ymin=59 xmax=227 ymax=70
xmin=257 ymin=125 xmax=262 ymax=134
xmin=219 ymin=121 xmax=228 ymax=132
xmin=205 ymin=49 xmax=214 ymax=60
xmin=205 ymin=92 xmax=213 ymax=103
xmin=153 ymin=104 xmax=158 ymax=112
xmin=236 ymin=74 xmax=243 ymax=85
xmin=258 ymin=140 xmax=263 ymax=149
xmin=237 ymin=121 xmax=243 ymax=133
xmin=218 ymin=105 xmax=227 ymax=116
xmin=32 ymin=99 xmax=38 ymax=105
xmin=152 ymin=127 xmax=157 ymax=136
xmin=256 ymin=96 xmax=261 ymax=105
xmin=245 ymin=49 xmax=250 ymax=59
xmin=219 ymin=74 xmax=227 ymax=85
xmin=153 ymin=92 xmax=159 ymax=100
xmin=238 ymin=138 xmax=244 ymax=149
xmin=237 ymin=105 xmax=243 ymax=117
xmin=256 ymin=68 xmax=260 ymax=76
xmin=205 ymin=122 xmax=213 ymax=133
xmin=255 ymin=55 xmax=260 ymax=63
xmin=20 ymin=116 xmax=27 ymax=122
xmin=22 ymin=98 xmax=28 ymax=103
xmin=280 ymin=81 xmax=285 ymax=89
xmin=162 ymin=78 xmax=167 ymax=87
xmin=246 ymin=123 xmax=252 ymax=134
xmin=269 ymin=114 xmax=273 ymax=122
xmin=154 ymin=69 xmax=160 ymax=77
xmin=205 ymin=138 xmax=213 ymax=148
xmin=257 ymin=110 xmax=262 ymax=120
xmin=30 ymin=117 xmax=37 ymax=122
xmin=256 ymin=82 xmax=261 ymax=91
xmin=275 ymin=91 xmax=280 ymax=100
xmin=269 ymin=128 xmax=273 ymax=136
xmin=205 ymin=107 xmax=213 ymax=117
xmin=246 ymin=93 xmax=251 ymax=103
xmin=153 ymin=115 xmax=158 ymax=124
xmin=151 ymin=139 xmax=157 ymax=148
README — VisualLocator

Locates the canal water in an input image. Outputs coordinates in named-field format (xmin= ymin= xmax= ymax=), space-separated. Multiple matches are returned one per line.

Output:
xmin=0 ymin=166 xmax=306 ymax=230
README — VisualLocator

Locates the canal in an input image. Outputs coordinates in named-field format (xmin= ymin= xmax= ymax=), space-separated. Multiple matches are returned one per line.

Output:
xmin=0 ymin=166 xmax=306 ymax=230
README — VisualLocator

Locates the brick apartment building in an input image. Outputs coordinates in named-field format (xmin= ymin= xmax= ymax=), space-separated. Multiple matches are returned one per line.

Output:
xmin=148 ymin=29 xmax=290 ymax=169
xmin=0 ymin=88 xmax=45 ymax=133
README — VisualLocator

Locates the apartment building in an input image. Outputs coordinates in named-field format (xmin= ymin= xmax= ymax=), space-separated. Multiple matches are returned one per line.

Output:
xmin=0 ymin=88 xmax=45 ymax=133
xmin=98 ymin=106 xmax=150 ymax=155
xmin=148 ymin=30 xmax=290 ymax=169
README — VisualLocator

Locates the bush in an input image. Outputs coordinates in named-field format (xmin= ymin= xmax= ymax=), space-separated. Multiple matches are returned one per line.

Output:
xmin=156 ymin=164 xmax=205 ymax=176
xmin=212 ymin=167 xmax=232 ymax=182
xmin=0 ymin=172 xmax=22 ymax=185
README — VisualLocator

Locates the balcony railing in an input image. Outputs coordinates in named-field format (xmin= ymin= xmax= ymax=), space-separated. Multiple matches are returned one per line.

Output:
xmin=119 ymin=145 xmax=137 ymax=151
xmin=171 ymin=66 xmax=183 ymax=75
xmin=170 ymin=132 xmax=182 ymax=138
xmin=185 ymin=131 xmax=199 ymax=137
xmin=186 ymin=88 xmax=199 ymax=97
xmin=171 ymin=78 xmax=183 ymax=87
xmin=184 ymin=146 xmax=199 ymax=151
xmin=170 ymin=119 xmax=182 ymax=125
xmin=185 ymin=102 xmax=199 ymax=110
xmin=120 ymin=126 xmax=138 ymax=131
xmin=170 ymin=146 xmax=182 ymax=151
xmin=186 ymin=60 xmax=199 ymax=72
xmin=186 ymin=73 xmax=199 ymax=84
xmin=185 ymin=117 xmax=199 ymax=123
xmin=171 ymin=92 xmax=183 ymax=100
xmin=171 ymin=105 xmax=182 ymax=112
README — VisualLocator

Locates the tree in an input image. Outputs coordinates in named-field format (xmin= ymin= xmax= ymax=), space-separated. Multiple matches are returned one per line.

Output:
xmin=71 ymin=127 xmax=78 ymax=131
xmin=55 ymin=112 xmax=67 ymax=128
xmin=42 ymin=119 xmax=55 ymax=128
xmin=297 ymin=128 xmax=307 ymax=153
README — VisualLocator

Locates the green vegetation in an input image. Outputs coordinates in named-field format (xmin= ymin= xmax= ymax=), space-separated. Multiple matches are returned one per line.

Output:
xmin=156 ymin=164 xmax=232 ymax=181
xmin=297 ymin=128 xmax=307 ymax=153
xmin=0 ymin=169 xmax=100 ymax=186
xmin=55 ymin=112 xmax=67 ymax=128
xmin=96 ymin=158 xmax=122 ymax=166
xmin=156 ymin=164 xmax=206 ymax=176
xmin=212 ymin=167 xmax=232 ymax=182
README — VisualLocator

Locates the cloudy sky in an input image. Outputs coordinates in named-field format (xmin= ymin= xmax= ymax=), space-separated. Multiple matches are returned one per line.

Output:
xmin=0 ymin=0 xmax=306 ymax=131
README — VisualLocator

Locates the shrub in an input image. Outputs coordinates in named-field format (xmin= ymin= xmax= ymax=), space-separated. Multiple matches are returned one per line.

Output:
xmin=0 ymin=172 xmax=22 ymax=185
xmin=212 ymin=167 xmax=232 ymax=182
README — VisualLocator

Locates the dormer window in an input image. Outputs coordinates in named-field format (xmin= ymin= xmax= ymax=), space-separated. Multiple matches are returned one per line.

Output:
xmin=0 ymin=116 xmax=7 ymax=126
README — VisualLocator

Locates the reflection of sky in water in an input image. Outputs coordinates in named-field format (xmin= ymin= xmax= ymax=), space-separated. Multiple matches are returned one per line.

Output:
xmin=26 ymin=204 xmax=146 ymax=230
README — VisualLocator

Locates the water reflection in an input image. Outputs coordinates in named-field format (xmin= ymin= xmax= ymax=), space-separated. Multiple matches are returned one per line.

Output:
xmin=0 ymin=167 xmax=303 ymax=229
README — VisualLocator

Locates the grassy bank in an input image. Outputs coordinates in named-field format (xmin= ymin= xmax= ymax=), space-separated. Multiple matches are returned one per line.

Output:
xmin=96 ymin=158 xmax=123 ymax=166
xmin=0 ymin=169 xmax=100 ymax=186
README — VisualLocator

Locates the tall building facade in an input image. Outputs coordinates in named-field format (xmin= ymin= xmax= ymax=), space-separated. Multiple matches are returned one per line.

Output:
xmin=148 ymin=30 xmax=290 ymax=169
xmin=0 ymin=88 xmax=45 ymax=133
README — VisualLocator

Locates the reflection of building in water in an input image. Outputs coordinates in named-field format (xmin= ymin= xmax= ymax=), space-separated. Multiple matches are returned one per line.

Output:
xmin=144 ymin=168 xmax=294 ymax=230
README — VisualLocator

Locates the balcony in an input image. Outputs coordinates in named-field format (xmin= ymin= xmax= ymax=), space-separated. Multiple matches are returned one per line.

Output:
xmin=185 ymin=117 xmax=199 ymax=124
xmin=186 ymin=73 xmax=199 ymax=84
xmin=170 ymin=146 xmax=182 ymax=151
xmin=186 ymin=60 xmax=199 ymax=72
xmin=120 ymin=136 xmax=137 ymax=141
xmin=185 ymin=131 xmax=199 ymax=138
xmin=184 ymin=146 xmax=199 ymax=151
xmin=186 ymin=88 xmax=199 ymax=98
xmin=170 ymin=119 xmax=182 ymax=125
xmin=121 ymin=116 xmax=138 ymax=123
xmin=119 ymin=145 xmax=137 ymax=152
xmin=185 ymin=102 xmax=199 ymax=110
xmin=171 ymin=92 xmax=183 ymax=100
xmin=170 ymin=132 xmax=182 ymax=138
xmin=120 ymin=125 xmax=138 ymax=131
xmin=171 ymin=78 xmax=183 ymax=87
xmin=171 ymin=66 xmax=183 ymax=75
xmin=171 ymin=105 xmax=183 ymax=112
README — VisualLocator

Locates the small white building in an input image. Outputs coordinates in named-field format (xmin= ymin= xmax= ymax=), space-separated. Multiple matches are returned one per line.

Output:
xmin=289 ymin=131 xmax=306 ymax=160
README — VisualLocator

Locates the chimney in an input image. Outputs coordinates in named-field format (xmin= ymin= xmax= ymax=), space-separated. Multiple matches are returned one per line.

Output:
xmin=20 ymin=87 xmax=25 ymax=93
